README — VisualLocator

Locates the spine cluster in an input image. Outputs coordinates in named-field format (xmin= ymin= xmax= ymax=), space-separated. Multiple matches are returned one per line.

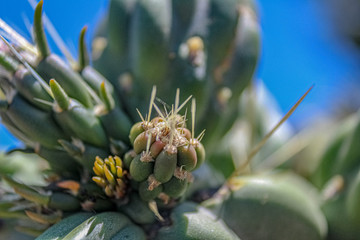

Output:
xmin=126 ymin=88 xmax=205 ymax=202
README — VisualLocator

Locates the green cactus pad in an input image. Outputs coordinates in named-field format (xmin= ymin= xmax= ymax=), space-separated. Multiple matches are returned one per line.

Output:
xmin=212 ymin=175 xmax=327 ymax=240
xmin=37 ymin=212 xmax=146 ymax=240
xmin=155 ymin=202 xmax=239 ymax=240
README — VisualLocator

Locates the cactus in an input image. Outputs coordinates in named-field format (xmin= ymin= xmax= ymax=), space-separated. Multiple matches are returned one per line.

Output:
xmin=0 ymin=0 xmax=334 ymax=240
xmin=93 ymin=0 xmax=260 ymax=152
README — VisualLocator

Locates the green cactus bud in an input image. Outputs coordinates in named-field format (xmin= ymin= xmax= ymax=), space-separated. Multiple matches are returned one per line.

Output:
xmin=129 ymin=154 xmax=154 ymax=182
xmin=177 ymin=144 xmax=197 ymax=171
xmin=133 ymin=131 xmax=156 ymax=154
xmin=192 ymin=139 xmax=206 ymax=170
xmin=150 ymin=140 xmax=166 ymax=158
xmin=154 ymin=147 xmax=178 ymax=183
xmin=138 ymin=176 xmax=163 ymax=202
xmin=123 ymin=150 xmax=136 ymax=169
xmin=129 ymin=121 xmax=145 ymax=145
xmin=126 ymin=89 xmax=205 ymax=203
xmin=163 ymin=176 xmax=188 ymax=198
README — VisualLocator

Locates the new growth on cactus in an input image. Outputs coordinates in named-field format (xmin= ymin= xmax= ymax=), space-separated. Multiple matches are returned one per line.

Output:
xmin=125 ymin=87 xmax=205 ymax=204
xmin=92 ymin=155 xmax=128 ymax=199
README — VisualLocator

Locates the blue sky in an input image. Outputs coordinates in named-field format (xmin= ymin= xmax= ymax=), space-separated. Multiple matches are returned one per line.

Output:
xmin=1 ymin=0 xmax=359 ymax=149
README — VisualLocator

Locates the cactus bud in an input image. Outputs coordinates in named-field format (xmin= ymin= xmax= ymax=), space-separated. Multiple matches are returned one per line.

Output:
xmin=92 ymin=156 xmax=128 ymax=199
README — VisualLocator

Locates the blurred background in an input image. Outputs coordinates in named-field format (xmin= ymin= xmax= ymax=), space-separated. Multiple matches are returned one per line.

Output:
xmin=1 ymin=0 xmax=360 ymax=150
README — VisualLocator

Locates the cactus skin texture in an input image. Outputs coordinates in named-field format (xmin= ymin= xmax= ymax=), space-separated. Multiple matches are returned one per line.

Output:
xmin=155 ymin=202 xmax=240 ymax=240
xmin=37 ymin=212 xmax=146 ymax=240
xmin=206 ymin=174 xmax=327 ymax=240
xmin=93 ymin=0 xmax=260 ymax=151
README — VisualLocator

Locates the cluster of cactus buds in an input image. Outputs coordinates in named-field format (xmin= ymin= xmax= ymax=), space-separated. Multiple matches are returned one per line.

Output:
xmin=92 ymin=156 xmax=128 ymax=199
xmin=125 ymin=87 xmax=205 ymax=202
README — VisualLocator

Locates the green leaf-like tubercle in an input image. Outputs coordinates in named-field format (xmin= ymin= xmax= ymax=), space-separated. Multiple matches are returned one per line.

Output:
xmin=2 ymin=175 xmax=49 ymax=205
xmin=34 ymin=0 xmax=50 ymax=59
xmin=78 ymin=26 xmax=89 ymax=71
xmin=49 ymin=79 xmax=70 ymax=110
